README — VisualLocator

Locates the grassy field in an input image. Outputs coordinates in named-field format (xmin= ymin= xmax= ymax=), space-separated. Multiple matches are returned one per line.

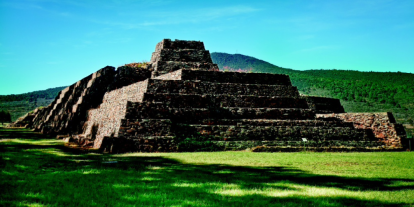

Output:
xmin=0 ymin=123 xmax=10 ymax=128
xmin=1 ymin=128 xmax=414 ymax=207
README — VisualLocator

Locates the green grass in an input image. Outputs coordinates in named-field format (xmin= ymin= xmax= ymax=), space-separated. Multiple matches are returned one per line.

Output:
xmin=0 ymin=122 xmax=10 ymax=128
xmin=1 ymin=128 xmax=414 ymax=207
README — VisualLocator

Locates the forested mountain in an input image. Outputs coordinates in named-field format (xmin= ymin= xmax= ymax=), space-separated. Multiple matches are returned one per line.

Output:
xmin=0 ymin=86 xmax=66 ymax=121
xmin=211 ymin=52 xmax=414 ymax=137
xmin=0 ymin=86 xmax=66 ymax=102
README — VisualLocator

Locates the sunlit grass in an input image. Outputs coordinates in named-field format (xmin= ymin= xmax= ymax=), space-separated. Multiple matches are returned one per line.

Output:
xmin=0 ymin=123 xmax=10 ymax=127
xmin=1 ymin=128 xmax=414 ymax=206
xmin=0 ymin=138 xmax=62 ymax=145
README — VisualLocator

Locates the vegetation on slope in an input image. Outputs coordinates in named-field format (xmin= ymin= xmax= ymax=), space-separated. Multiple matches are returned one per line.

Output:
xmin=0 ymin=87 xmax=65 ymax=121
xmin=0 ymin=86 xmax=66 ymax=102
xmin=0 ymin=110 xmax=12 ymax=124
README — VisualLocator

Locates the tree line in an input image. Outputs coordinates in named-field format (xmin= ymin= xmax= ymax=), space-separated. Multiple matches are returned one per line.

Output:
xmin=0 ymin=86 xmax=66 ymax=102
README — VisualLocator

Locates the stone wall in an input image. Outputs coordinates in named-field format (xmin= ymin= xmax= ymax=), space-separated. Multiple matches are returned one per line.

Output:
xmin=108 ymin=65 xmax=153 ymax=91
xmin=82 ymin=79 xmax=149 ymax=148
xmin=317 ymin=113 xmax=407 ymax=148
xmin=152 ymin=69 xmax=182 ymax=80
xmin=150 ymin=39 xmax=208 ymax=63
xmin=31 ymin=66 xmax=116 ymax=135
xmin=153 ymin=69 xmax=293 ymax=85
xmin=142 ymin=93 xmax=308 ymax=108
xmin=146 ymin=79 xmax=300 ymax=97
xmin=149 ymin=38 xmax=219 ymax=77
xmin=120 ymin=121 xmax=370 ymax=141
xmin=151 ymin=49 xmax=213 ymax=63
xmin=305 ymin=96 xmax=345 ymax=113
xmin=29 ymin=64 xmax=153 ymax=136
xmin=180 ymin=70 xmax=293 ymax=85
xmin=124 ymin=102 xmax=316 ymax=120
xmin=151 ymin=61 xmax=219 ymax=76
xmin=153 ymin=39 xmax=205 ymax=51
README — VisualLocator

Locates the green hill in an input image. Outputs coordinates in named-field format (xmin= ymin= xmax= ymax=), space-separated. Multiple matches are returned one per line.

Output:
xmin=0 ymin=86 xmax=66 ymax=121
xmin=211 ymin=52 xmax=414 ymax=137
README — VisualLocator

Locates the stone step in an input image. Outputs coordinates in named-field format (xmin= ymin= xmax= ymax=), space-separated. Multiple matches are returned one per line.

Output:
xmin=119 ymin=119 xmax=174 ymax=137
xmin=173 ymin=124 xmax=370 ymax=141
xmin=120 ymin=118 xmax=353 ymax=127
xmin=151 ymin=61 xmax=219 ymax=76
xmin=313 ymin=104 xmax=345 ymax=114
xmin=142 ymin=93 xmax=309 ymax=108
xmin=104 ymin=137 xmax=385 ymax=153
xmin=151 ymin=49 xmax=213 ymax=63
xmin=180 ymin=70 xmax=292 ymax=85
xmin=119 ymin=119 xmax=367 ymax=140
xmin=194 ymin=118 xmax=354 ymax=127
xmin=99 ymin=135 xmax=176 ymax=153
xmin=154 ymin=39 xmax=205 ymax=52
xmin=153 ymin=69 xmax=292 ymax=85
xmin=118 ymin=118 xmax=356 ymax=137
xmin=211 ymin=140 xmax=384 ymax=151
xmin=125 ymin=102 xmax=316 ymax=120
xmin=147 ymin=79 xmax=300 ymax=97
xmin=305 ymin=96 xmax=345 ymax=113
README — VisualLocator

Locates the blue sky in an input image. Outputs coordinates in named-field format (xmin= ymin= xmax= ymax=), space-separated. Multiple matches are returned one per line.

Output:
xmin=1 ymin=0 xmax=413 ymax=95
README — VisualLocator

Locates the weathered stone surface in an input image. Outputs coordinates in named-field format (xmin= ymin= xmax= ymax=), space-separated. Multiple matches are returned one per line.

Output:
xmin=155 ymin=39 xmax=206 ymax=51
xmin=146 ymin=79 xmax=300 ymax=97
xmin=153 ymin=69 xmax=293 ymax=85
xmin=152 ymin=61 xmax=219 ymax=76
xmin=30 ymin=66 xmax=117 ymax=135
xmin=124 ymin=102 xmax=316 ymax=120
xmin=150 ymin=39 xmax=211 ymax=63
xmin=151 ymin=49 xmax=213 ymax=63
xmin=83 ymin=79 xmax=149 ymax=148
xmin=23 ymin=64 xmax=153 ymax=136
xmin=142 ymin=93 xmax=308 ymax=108
xmin=305 ymin=96 xmax=345 ymax=113
xmin=108 ymin=65 xmax=153 ymax=91
xmin=317 ymin=113 xmax=407 ymax=148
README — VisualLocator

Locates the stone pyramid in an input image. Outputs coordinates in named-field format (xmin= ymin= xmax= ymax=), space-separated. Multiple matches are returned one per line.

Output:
xmin=22 ymin=39 xmax=406 ymax=152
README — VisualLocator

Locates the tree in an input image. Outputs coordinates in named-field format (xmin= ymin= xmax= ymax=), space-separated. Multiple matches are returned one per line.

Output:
xmin=0 ymin=110 xmax=12 ymax=125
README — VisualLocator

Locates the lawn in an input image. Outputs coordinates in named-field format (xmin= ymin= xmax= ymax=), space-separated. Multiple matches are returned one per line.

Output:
xmin=0 ymin=123 xmax=10 ymax=128
xmin=1 ymin=128 xmax=414 ymax=207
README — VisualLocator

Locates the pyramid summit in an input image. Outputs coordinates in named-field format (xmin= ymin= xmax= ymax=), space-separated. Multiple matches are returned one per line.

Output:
xmin=11 ymin=39 xmax=407 ymax=152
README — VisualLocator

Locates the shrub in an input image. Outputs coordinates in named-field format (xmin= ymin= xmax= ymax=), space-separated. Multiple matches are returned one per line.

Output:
xmin=222 ymin=66 xmax=253 ymax=73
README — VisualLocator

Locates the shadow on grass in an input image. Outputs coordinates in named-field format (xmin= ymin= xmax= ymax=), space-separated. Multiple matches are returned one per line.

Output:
xmin=1 ymin=129 xmax=413 ymax=206
xmin=0 ymin=128 xmax=54 ymax=139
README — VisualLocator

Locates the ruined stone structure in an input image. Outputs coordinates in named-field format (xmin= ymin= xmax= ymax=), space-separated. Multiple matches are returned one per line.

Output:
xmin=13 ymin=39 xmax=407 ymax=152
xmin=317 ymin=113 xmax=407 ymax=148
xmin=7 ymin=110 xmax=37 ymax=128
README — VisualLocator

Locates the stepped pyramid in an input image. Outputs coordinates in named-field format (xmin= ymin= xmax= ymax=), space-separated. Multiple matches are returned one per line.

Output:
xmin=75 ymin=39 xmax=403 ymax=152
xmin=20 ymin=39 xmax=406 ymax=152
